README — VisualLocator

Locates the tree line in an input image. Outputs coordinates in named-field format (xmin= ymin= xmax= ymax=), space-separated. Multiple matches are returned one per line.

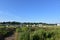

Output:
xmin=0 ymin=21 xmax=57 ymax=25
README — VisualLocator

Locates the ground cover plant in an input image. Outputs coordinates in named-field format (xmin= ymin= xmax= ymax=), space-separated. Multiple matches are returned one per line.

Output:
xmin=16 ymin=27 xmax=60 ymax=40
xmin=0 ymin=25 xmax=60 ymax=40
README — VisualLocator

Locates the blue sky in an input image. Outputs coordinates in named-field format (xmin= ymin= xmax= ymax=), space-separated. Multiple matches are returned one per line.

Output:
xmin=0 ymin=0 xmax=60 ymax=23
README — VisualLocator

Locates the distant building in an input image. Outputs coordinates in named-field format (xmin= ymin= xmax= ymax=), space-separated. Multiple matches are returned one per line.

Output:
xmin=57 ymin=24 xmax=60 ymax=26
xmin=38 ymin=24 xmax=43 ymax=27
xmin=26 ymin=25 xmax=29 ymax=27
xmin=32 ymin=24 xmax=35 ymax=27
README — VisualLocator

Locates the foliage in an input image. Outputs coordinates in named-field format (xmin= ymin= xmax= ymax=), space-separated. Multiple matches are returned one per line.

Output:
xmin=17 ymin=27 xmax=60 ymax=40
xmin=0 ymin=26 xmax=60 ymax=40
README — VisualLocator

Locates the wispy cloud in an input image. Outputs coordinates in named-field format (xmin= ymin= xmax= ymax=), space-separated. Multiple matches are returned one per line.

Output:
xmin=0 ymin=11 xmax=21 ymax=22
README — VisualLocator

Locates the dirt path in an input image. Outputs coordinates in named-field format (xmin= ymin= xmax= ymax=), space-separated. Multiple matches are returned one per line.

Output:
xmin=5 ymin=33 xmax=15 ymax=40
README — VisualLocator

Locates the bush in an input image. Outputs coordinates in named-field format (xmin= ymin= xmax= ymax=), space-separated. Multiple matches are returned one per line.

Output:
xmin=19 ymin=31 xmax=30 ymax=40
xmin=30 ymin=29 xmax=56 ymax=40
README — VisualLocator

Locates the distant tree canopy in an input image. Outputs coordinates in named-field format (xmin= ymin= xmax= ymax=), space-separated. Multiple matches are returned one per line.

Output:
xmin=0 ymin=21 xmax=21 ymax=25
xmin=0 ymin=21 xmax=57 ymax=25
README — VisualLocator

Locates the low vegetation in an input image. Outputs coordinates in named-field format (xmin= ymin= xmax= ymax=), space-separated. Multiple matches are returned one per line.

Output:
xmin=0 ymin=22 xmax=60 ymax=40
xmin=15 ymin=27 xmax=60 ymax=40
